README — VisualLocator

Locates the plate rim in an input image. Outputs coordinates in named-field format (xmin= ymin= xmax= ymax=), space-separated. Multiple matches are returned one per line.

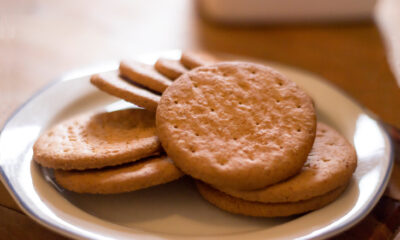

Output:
xmin=0 ymin=54 xmax=395 ymax=240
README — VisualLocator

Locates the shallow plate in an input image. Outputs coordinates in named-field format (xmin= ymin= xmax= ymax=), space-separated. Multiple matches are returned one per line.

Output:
xmin=0 ymin=50 xmax=393 ymax=240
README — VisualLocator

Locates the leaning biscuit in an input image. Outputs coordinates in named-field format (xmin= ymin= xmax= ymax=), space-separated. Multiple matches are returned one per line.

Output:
xmin=221 ymin=122 xmax=357 ymax=203
xmin=90 ymin=73 xmax=160 ymax=112
xmin=33 ymin=108 xmax=161 ymax=170
xmin=180 ymin=51 xmax=217 ymax=69
xmin=155 ymin=58 xmax=188 ymax=80
xmin=196 ymin=181 xmax=347 ymax=217
xmin=156 ymin=62 xmax=316 ymax=190
xmin=54 ymin=156 xmax=184 ymax=194
xmin=120 ymin=60 xmax=172 ymax=93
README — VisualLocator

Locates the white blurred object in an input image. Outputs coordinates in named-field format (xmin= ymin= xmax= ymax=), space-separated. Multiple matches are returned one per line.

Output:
xmin=375 ymin=0 xmax=400 ymax=87
xmin=198 ymin=0 xmax=376 ymax=23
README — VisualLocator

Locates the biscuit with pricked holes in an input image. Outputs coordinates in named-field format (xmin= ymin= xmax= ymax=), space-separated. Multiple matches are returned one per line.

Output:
xmin=196 ymin=181 xmax=347 ymax=217
xmin=156 ymin=62 xmax=316 ymax=190
xmin=120 ymin=60 xmax=172 ymax=93
xmin=90 ymin=72 xmax=160 ymax=112
xmin=33 ymin=108 xmax=161 ymax=170
xmin=220 ymin=122 xmax=357 ymax=203
xmin=155 ymin=58 xmax=188 ymax=80
xmin=54 ymin=155 xmax=184 ymax=194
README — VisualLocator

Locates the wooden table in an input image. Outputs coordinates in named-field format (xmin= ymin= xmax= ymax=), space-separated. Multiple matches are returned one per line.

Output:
xmin=0 ymin=0 xmax=399 ymax=239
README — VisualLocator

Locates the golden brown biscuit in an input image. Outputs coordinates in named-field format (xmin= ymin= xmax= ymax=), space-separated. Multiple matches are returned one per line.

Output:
xmin=156 ymin=62 xmax=316 ymax=190
xmin=90 ymin=73 xmax=160 ymax=112
xmin=180 ymin=51 xmax=217 ymax=69
xmin=54 ymin=156 xmax=184 ymax=194
xmin=196 ymin=181 xmax=347 ymax=217
xmin=155 ymin=58 xmax=188 ymax=80
xmin=33 ymin=108 xmax=161 ymax=170
xmin=120 ymin=60 xmax=172 ymax=93
xmin=221 ymin=123 xmax=357 ymax=202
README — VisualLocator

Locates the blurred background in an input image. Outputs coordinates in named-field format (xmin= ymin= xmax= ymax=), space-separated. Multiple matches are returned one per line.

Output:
xmin=0 ymin=0 xmax=399 ymax=129
xmin=0 ymin=0 xmax=399 ymax=239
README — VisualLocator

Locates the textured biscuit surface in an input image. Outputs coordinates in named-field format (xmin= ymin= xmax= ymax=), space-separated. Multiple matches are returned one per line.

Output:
xmin=90 ymin=73 xmax=160 ymax=112
xmin=180 ymin=51 xmax=217 ymax=69
xmin=120 ymin=60 xmax=172 ymax=93
xmin=54 ymin=156 xmax=184 ymax=194
xmin=33 ymin=108 xmax=161 ymax=170
xmin=221 ymin=123 xmax=357 ymax=202
xmin=155 ymin=58 xmax=188 ymax=80
xmin=196 ymin=181 xmax=347 ymax=217
xmin=156 ymin=62 xmax=316 ymax=190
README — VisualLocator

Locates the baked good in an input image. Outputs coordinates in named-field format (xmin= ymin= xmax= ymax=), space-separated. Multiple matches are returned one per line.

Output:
xmin=156 ymin=62 xmax=316 ymax=190
xmin=33 ymin=108 xmax=161 ymax=170
xmin=221 ymin=122 xmax=357 ymax=202
xmin=90 ymin=73 xmax=160 ymax=112
xmin=196 ymin=181 xmax=347 ymax=217
xmin=54 ymin=155 xmax=184 ymax=194
xmin=180 ymin=51 xmax=217 ymax=69
xmin=120 ymin=60 xmax=172 ymax=93
xmin=155 ymin=58 xmax=188 ymax=80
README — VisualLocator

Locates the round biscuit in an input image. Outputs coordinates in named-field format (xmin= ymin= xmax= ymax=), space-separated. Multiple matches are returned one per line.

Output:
xmin=120 ymin=60 xmax=172 ymax=93
xmin=196 ymin=181 xmax=347 ymax=217
xmin=156 ymin=62 xmax=316 ymax=190
xmin=221 ymin=122 xmax=357 ymax=202
xmin=54 ymin=156 xmax=184 ymax=194
xmin=180 ymin=51 xmax=217 ymax=69
xmin=90 ymin=73 xmax=160 ymax=112
xmin=155 ymin=58 xmax=188 ymax=80
xmin=33 ymin=108 xmax=161 ymax=170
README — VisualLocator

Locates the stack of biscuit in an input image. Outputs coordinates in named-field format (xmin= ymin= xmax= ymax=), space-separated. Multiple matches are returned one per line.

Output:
xmin=33 ymin=108 xmax=183 ymax=194
xmin=33 ymin=51 xmax=357 ymax=218
xmin=32 ymin=52 xmax=209 ymax=193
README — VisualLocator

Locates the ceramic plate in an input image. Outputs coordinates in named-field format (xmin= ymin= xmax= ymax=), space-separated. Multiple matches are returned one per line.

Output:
xmin=0 ymin=50 xmax=393 ymax=240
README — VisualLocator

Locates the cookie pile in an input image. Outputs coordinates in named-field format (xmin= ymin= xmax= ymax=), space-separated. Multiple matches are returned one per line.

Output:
xmin=156 ymin=61 xmax=357 ymax=217
xmin=33 ymin=108 xmax=183 ymax=194
xmin=33 ymin=51 xmax=357 ymax=217
xmin=33 ymin=51 xmax=210 ymax=193
xmin=89 ymin=51 xmax=216 ymax=112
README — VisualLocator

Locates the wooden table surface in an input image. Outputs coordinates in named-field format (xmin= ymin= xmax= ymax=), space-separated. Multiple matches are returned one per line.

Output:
xmin=0 ymin=0 xmax=399 ymax=239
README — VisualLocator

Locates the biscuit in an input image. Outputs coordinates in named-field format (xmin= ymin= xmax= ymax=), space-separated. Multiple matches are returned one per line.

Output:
xmin=180 ymin=51 xmax=217 ymax=69
xmin=120 ymin=60 xmax=172 ymax=93
xmin=33 ymin=108 xmax=161 ymax=170
xmin=221 ymin=123 xmax=357 ymax=202
xmin=196 ymin=181 xmax=347 ymax=217
xmin=155 ymin=58 xmax=188 ymax=80
xmin=90 ymin=73 xmax=160 ymax=112
xmin=54 ymin=156 xmax=184 ymax=194
xmin=156 ymin=62 xmax=316 ymax=190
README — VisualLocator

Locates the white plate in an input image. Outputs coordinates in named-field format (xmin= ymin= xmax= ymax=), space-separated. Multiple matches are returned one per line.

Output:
xmin=0 ymin=50 xmax=394 ymax=240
